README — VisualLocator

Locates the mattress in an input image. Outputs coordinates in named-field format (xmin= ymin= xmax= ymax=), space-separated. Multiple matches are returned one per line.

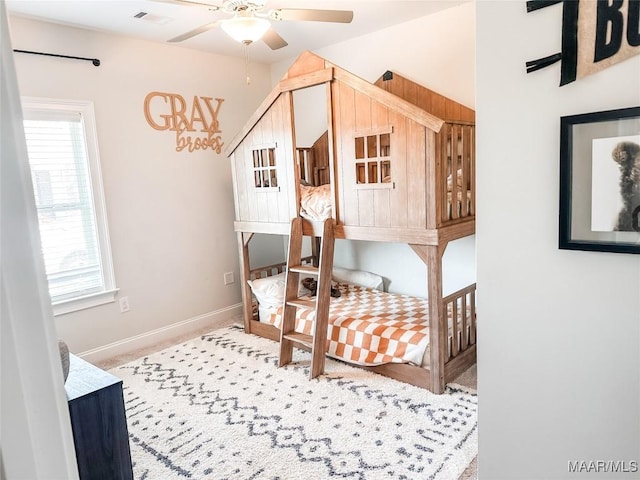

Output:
xmin=262 ymin=283 xmax=431 ymax=367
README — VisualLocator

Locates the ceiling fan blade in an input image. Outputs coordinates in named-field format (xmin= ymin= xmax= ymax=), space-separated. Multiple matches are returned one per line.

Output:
xmin=271 ymin=9 xmax=353 ymax=23
xmin=262 ymin=28 xmax=288 ymax=50
xmin=149 ymin=0 xmax=220 ymax=9
xmin=168 ymin=21 xmax=221 ymax=42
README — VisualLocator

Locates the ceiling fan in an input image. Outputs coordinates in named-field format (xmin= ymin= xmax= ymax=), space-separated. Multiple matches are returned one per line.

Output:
xmin=155 ymin=0 xmax=354 ymax=50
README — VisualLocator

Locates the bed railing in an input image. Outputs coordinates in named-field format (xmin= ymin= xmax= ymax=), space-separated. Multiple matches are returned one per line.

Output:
xmin=296 ymin=147 xmax=329 ymax=187
xmin=249 ymin=261 xmax=285 ymax=280
xmin=442 ymin=283 xmax=477 ymax=360
xmin=437 ymin=121 xmax=475 ymax=226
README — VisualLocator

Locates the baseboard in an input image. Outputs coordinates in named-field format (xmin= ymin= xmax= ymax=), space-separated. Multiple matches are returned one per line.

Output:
xmin=78 ymin=303 xmax=243 ymax=365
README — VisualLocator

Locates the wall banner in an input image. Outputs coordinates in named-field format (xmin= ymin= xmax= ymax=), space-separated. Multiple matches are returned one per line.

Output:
xmin=526 ymin=0 xmax=640 ymax=86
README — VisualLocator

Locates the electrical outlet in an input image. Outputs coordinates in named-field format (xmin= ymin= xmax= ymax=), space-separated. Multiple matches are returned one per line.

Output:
xmin=223 ymin=272 xmax=234 ymax=285
xmin=119 ymin=296 xmax=130 ymax=313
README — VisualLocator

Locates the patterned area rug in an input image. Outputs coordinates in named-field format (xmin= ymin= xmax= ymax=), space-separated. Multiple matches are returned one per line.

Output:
xmin=112 ymin=326 xmax=477 ymax=479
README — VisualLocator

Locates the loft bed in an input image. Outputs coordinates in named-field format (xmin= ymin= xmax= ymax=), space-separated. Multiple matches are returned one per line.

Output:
xmin=225 ymin=51 xmax=476 ymax=393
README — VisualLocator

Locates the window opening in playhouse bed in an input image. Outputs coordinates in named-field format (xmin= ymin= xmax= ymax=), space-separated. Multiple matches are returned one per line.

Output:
xmin=355 ymin=130 xmax=392 ymax=186
xmin=252 ymin=144 xmax=278 ymax=189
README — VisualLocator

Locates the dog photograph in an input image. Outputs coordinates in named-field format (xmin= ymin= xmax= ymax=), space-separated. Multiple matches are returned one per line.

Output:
xmin=590 ymin=135 xmax=640 ymax=232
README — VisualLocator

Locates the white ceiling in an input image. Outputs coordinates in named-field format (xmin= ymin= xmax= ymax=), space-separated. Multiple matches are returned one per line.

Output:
xmin=5 ymin=0 xmax=468 ymax=64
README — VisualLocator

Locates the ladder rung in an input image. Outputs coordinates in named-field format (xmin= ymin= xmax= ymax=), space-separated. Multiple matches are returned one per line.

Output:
xmin=289 ymin=264 xmax=319 ymax=275
xmin=286 ymin=298 xmax=316 ymax=309
xmin=282 ymin=332 xmax=313 ymax=350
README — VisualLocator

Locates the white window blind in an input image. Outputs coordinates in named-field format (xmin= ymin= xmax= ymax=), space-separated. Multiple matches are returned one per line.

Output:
xmin=22 ymin=98 xmax=117 ymax=314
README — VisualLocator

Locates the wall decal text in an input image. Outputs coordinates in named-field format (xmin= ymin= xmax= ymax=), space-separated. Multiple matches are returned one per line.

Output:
xmin=144 ymin=92 xmax=225 ymax=153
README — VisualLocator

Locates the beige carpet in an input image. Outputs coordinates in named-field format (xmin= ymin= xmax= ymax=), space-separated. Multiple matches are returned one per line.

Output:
xmin=95 ymin=321 xmax=477 ymax=480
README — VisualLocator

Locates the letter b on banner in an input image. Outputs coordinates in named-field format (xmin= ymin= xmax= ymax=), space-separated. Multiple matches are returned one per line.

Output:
xmin=595 ymin=0 xmax=640 ymax=62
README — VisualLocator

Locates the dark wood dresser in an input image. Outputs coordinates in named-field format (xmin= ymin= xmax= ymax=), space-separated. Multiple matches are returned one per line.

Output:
xmin=65 ymin=354 xmax=133 ymax=480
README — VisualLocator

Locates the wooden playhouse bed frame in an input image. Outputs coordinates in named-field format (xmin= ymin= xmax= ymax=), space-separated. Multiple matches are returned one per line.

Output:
xmin=226 ymin=52 xmax=476 ymax=393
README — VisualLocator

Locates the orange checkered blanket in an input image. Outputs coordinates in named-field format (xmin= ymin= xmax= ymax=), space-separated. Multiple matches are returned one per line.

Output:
xmin=264 ymin=283 xmax=430 ymax=366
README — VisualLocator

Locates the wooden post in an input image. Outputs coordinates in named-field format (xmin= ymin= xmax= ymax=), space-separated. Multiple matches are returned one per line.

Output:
xmin=325 ymin=80 xmax=339 ymax=222
xmin=426 ymin=129 xmax=438 ymax=230
xmin=427 ymin=244 xmax=446 ymax=393
xmin=309 ymin=218 xmax=335 ymax=378
xmin=237 ymin=232 xmax=253 ymax=333
xmin=410 ymin=242 xmax=447 ymax=394
xmin=310 ymin=236 xmax=321 ymax=267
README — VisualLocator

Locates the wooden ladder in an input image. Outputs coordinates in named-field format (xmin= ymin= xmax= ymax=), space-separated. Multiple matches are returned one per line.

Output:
xmin=279 ymin=216 xmax=335 ymax=379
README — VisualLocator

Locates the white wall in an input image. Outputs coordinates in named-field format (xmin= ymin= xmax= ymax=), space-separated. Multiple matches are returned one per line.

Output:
xmin=271 ymin=2 xmax=476 ymax=297
xmin=271 ymin=2 xmax=475 ymax=108
xmin=2 ymin=4 xmax=78 ymax=476
xmin=477 ymin=2 xmax=640 ymax=478
xmin=8 ymin=16 xmax=272 ymax=359
xmin=292 ymin=84 xmax=327 ymax=148
xmin=249 ymin=233 xmax=286 ymax=267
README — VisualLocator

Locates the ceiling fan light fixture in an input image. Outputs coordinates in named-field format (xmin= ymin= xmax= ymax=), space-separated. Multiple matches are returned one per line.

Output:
xmin=221 ymin=15 xmax=270 ymax=44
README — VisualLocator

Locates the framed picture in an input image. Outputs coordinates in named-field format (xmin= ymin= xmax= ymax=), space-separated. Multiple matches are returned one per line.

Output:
xmin=559 ymin=106 xmax=640 ymax=254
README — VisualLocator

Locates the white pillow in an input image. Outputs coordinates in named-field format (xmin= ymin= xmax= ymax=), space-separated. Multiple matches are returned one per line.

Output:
xmin=332 ymin=266 xmax=384 ymax=291
xmin=247 ymin=272 xmax=313 ymax=309
xmin=247 ymin=273 xmax=286 ymax=310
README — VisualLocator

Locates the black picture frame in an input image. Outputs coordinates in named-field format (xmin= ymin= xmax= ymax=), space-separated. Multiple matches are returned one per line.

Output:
xmin=559 ymin=106 xmax=640 ymax=254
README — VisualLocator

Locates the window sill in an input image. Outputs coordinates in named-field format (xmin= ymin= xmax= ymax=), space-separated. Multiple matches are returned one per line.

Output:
xmin=52 ymin=288 xmax=119 ymax=316
xmin=354 ymin=182 xmax=395 ymax=190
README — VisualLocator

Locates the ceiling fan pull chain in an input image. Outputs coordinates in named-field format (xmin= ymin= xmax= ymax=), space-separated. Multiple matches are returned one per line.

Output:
xmin=244 ymin=42 xmax=251 ymax=85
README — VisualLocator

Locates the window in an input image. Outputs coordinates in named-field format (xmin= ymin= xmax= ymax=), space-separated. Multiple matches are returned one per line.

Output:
xmin=355 ymin=131 xmax=392 ymax=186
xmin=22 ymin=98 xmax=117 ymax=315
xmin=252 ymin=144 xmax=278 ymax=189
